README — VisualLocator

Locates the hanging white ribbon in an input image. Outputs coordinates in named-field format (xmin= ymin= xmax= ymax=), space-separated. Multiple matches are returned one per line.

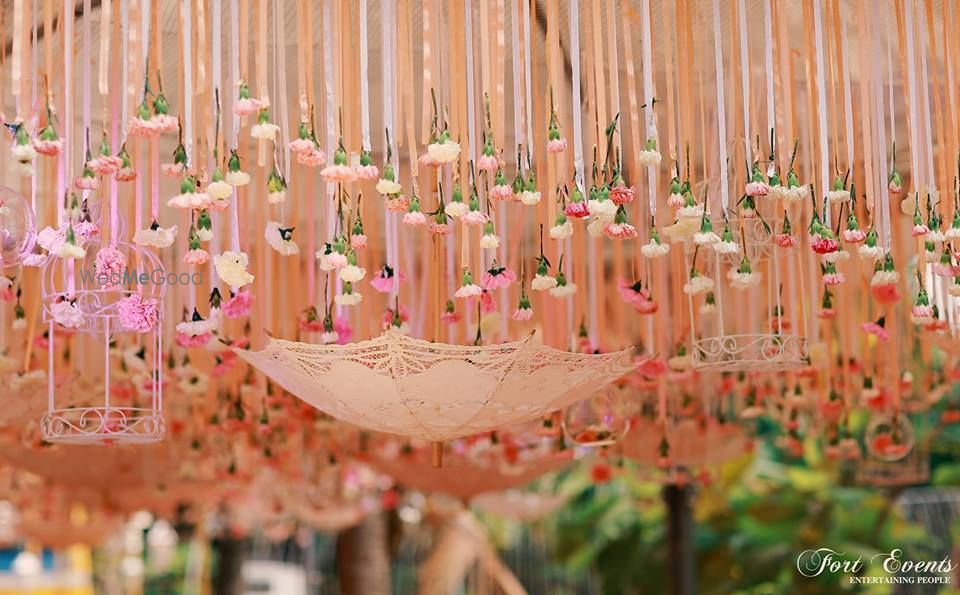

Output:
xmin=569 ymin=0 xmax=584 ymax=193
xmin=229 ymin=0 xmax=241 ymax=252
xmin=640 ymin=0 xmax=657 ymax=216
xmin=840 ymin=9 xmax=854 ymax=172
xmin=382 ymin=0 xmax=399 ymax=300
xmin=904 ymin=0 xmax=921 ymax=191
xmin=274 ymin=0 xmax=290 ymax=190
xmin=711 ymin=0 xmax=729 ymax=212
xmin=82 ymin=0 xmax=92 ymax=203
xmin=181 ymin=0 xmax=193 ymax=167
xmin=11 ymin=0 xmax=23 ymax=106
xmin=213 ymin=0 xmax=221 ymax=114
xmin=120 ymin=0 xmax=129 ymax=138
xmin=873 ymin=10 xmax=891 ymax=248
xmin=812 ymin=0 xmax=829 ymax=218
xmin=323 ymin=0 xmax=336 ymax=215
xmin=917 ymin=5 xmax=935 ymax=186
xmin=510 ymin=0 xmax=523 ymax=152
xmin=98 ymin=0 xmax=112 ymax=95
xmin=522 ymin=0 xmax=533 ymax=153
xmin=59 ymin=0 xmax=73 ymax=221
xmin=465 ymin=0 xmax=478 ymax=166
xmin=763 ymin=0 xmax=775 ymax=150
xmin=737 ymin=0 xmax=751 ymax=164
xmin=360 ymin=0 xmax=371 ymax=152
xmin=886 ymin=19 xmax=895 ymax=149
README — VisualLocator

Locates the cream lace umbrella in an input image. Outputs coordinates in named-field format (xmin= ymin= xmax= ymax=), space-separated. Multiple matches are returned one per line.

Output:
xmin=235 ymin=330 xmax=634 ymax=442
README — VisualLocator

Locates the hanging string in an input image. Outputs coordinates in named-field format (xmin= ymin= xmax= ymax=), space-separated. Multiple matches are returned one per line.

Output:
xmin=383 ymin=0 xmax=399 ymax=300
xmin=710 ymin=0 xmax=729 ymax=213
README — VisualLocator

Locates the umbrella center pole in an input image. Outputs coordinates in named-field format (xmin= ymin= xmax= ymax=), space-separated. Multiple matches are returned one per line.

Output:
xmin=432 ymin=441 xmax=444 ymax=468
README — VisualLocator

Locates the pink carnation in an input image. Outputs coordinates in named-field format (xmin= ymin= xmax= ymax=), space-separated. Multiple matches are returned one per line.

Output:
xmin=115 ymin=167 xmax=137 ymax=182
xmin=489 ymin=184 xmax=513 ymax=201
xmin=371 ymin=268 xmax=405 ymax=293
xmin=776 ymin=234 xmax=797 ymax=248
xmin=74 ymin=220 xmax=100 ymax=240
xmin=161 ymin=162 xmax=186 ymax=177
xmin=94 ymin=246 xmax=127 ymax=288
xmin=74 ymin=175 xmax=98 ymax=191
xmin=461 ymin=211 xmax=488 ymax=226
xmin=183 ymin=249 xmax=210 ymax=265
xmin=912 ymin=224 xmax=929 ymax=237
xmin=222 ymin=291 xmax=254 ymax=319
xmin=481 ymin=268 xmax=517 ymax=290
xmin=351 ymin=234 xmax=368 ymax=250
xmin=386 ymin=196 xmax=410 ymax=212
xmin=811 ymin=237 xmax=839 ymax=254
xmin=150 ymin=114 xmax=179 ymax=133
xmin=603 ymin=222 xmax=638 ymax=240
xmin=861 ymin=321 xmax=889 ymax=341
xmin=334 ymin=317 xmax=353 ymax=344
xmin=745 ymin=181 xmax=768 ymax=197
xmin=233 ymin=97 xmax=265 ymax=116
xmin=354 ymin=164 xmax=379 ymax=180
xmin=428 ymin=221 xmax=449 ymax=235
xmin=88 ymin=155 xmax=123 ymax=175
xmin=511 ymin=307 xmax=533 ymax=321
xmin=610 ymin=185 xmax=634 ymax=205
xmin=870 ymin=283 xmax=900 ymax=304
xmin=297 ymin=148 xmax=327 ymax=167
xmin=33 ymin=138 xmax=64 ymax=156
xmin=842 ymin=229 xmax=866 ymax=243
xmin=382 ymin=305 xmax=410 ymax=328
xmin=440 ymin=311 xmax=462 ymax=324
xmin=480 ymin=291 xmax=496 ymax=313
xmin=288 ymin=138 xmax=316 ymax=154
xmin=418 ymin=152 xmax=439 ymax=168
xmin=403 ymin=211 xmax=426 ymax=226
xmin=617 ymin=279 xmax=659 ymax=314
xmin=127 ymin=117 xmax=162 ymax=138
xmin=822 ymin=272 xmax=845 ymax=286
xmin=117 ymin=294 xmax=160 ymax=333
xmin=321 ymin=164 xmax=357 ymax=183
xmin=477 ymin=154 xmax=499 ymax=172
xmin=565 ymin=202 xmax=590 ymax=218
xmin=547 ymin=138 xmax=567 ymax=153
xmin=176 ymin=331 xmax=213 ymax=348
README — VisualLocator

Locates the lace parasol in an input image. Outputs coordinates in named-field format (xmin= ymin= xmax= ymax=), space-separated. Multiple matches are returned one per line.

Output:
xmin=235 ymin=330 xmax=634 ymax=441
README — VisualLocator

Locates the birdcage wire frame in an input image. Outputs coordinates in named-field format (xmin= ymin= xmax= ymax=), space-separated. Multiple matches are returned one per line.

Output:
xmin=684 ymin=200 xmax=808 ymax=372
xmin=39 ymin=238 xmax=166 ymax=445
